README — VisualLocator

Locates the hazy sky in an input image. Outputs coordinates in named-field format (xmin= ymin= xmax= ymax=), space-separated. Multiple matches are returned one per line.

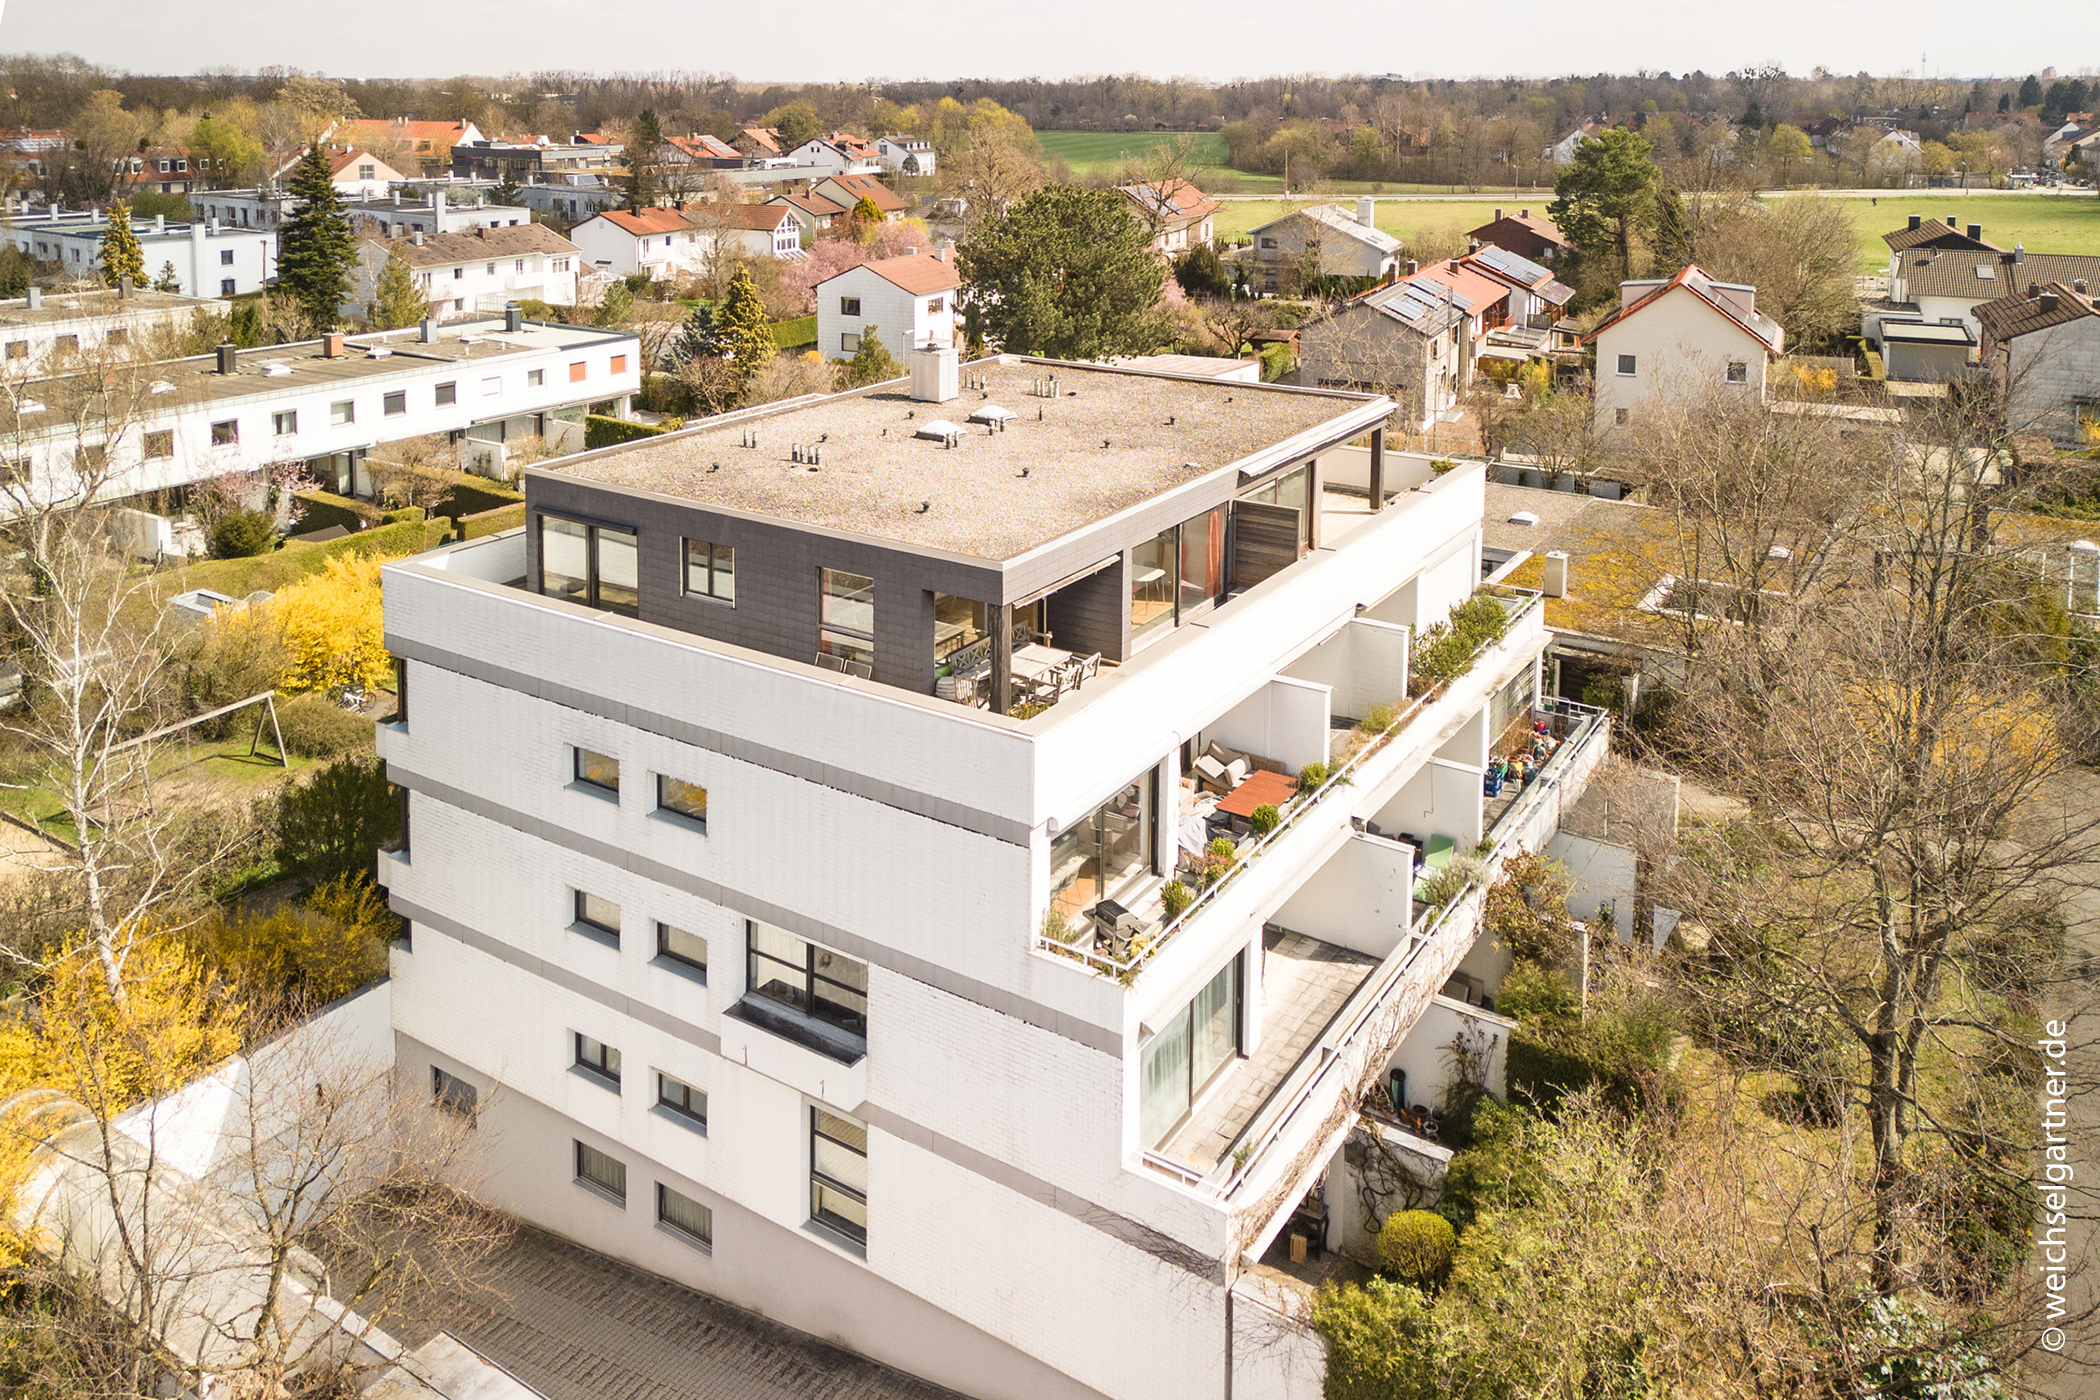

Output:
xmin=0 ymin=0 xmax=2094 ymax=84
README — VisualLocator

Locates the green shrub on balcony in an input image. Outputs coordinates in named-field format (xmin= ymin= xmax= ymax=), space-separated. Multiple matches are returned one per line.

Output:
xmin=1299 ymin=761 xmax=1329 ymax=792
xmin=1378 ymin=1209 xmax=1457 ymax=1286
xmin=1411 ymin=593 xmax=1514 ymax=687
xmin=1161 ymin=879 xmax=1195 ymax=919
xmin=1249 ymin=803 xmax=1281 ymax=836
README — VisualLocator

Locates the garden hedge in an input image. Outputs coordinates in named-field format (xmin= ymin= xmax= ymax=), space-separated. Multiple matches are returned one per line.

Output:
xmin=585 ymin=414 xmax=669 ymax=450
xmin=459 ymin=501 xmax=528 ymax=540
xmin=168 ymin=516 xmax=451 ymax=599
xmin=290 ymin=490 xmax=382 ymax=535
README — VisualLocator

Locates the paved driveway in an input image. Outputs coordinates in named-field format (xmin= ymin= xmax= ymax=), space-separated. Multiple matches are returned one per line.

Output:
xmin=376 ymin=1224 xmax=971 ymax=1400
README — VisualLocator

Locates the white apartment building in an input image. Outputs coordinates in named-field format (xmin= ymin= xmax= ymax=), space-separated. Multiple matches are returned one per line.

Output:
xmin=0 ymin=212 xmax=275 ymax=299
xmin=349 ymin=225 xmax=584 ymax=320
xmin=375 ymin=351 xmax=1607 ymax=1400
xmin=816 ymin=252 xmax=959 ymax=362
xmin=568 ymin=207 xmax=711 ymax=281
xmin=0 ymin=286 xmax=227 ymax=366
xmin=513 ymin=175 xmax=623 ymax=224
xmin=0 ymin=312 xmax=638 ymax=510
xmin=194 ymin=186 xmax=530 ymax=238
xmin=1585 ymin=264 xmax=1784 ymax=434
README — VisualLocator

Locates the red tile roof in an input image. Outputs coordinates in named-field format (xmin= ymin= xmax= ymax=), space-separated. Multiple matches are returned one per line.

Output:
xmin=820 ymin=174 xmax=904 ymax=213
xmin=1581 ymin=264 xmax=1784 ymax=353
xmin=832 ymin=251 xmax=960 ymax=296
xmin=1408 ymin=258 xmax=1509 ymax=314
xmin=727 ymin=204 xmax=797 ymax=231
xmin=592 ymin=207 xmax=697 ymax=237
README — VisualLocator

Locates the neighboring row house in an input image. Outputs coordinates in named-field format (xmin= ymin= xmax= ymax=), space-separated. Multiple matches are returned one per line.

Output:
xmin=0 ymin=210 xmax=274 ymax=298
xmin=1115 ymin=179 xmax=1218 ymax=254
xmin=815 ymin=250 xmax=960 ymax=362
xmin=349 ymin=224 xmax=584 ymax=319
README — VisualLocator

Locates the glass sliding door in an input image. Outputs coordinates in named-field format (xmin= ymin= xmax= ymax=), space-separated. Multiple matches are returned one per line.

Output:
xmin=1130 ymin=527 xmax=1177 ymax=641
xmin=1139 ymin=954 xmax=1243 ymax=1150
xmin=1132 ymin=506 xmax=1227 ymax=645
xmin=819 ymin=568 xmax=876 ymax=668
xmin=1048 ymin=773 xmax=1155 ymax=920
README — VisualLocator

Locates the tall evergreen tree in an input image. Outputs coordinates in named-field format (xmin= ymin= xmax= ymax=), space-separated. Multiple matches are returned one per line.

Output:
xmin=367 ymin=244 xmax=429 ymax=329
xmin=1547 ymin=127 xmax=1663 ymax=285
xmin=495 ymin=167 xmax=522 ymax=206
xmin=98 ymin=200 xmax=146 ymax=291
xmin=957 ymin=184 xmax=1170 ymax=360
xmin=841 ymin=324 xmax=900 ymax=385
xmin=670 ymin=302 xmax=725 ymax=364
xmin=277 ymin=144 xmax=357 ymax=329
xmin=624 ymin=108 xmax=664 ymax=211
xmin=2017 ymin=74 xmax=2043 ymax=108
xmin=718 ymin=266 xmax=775 ymax=379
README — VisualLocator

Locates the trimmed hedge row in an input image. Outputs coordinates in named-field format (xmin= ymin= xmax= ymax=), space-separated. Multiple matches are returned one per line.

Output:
xmin=291 ymin=490 xmax=383 ymax=535
xmin=772 ymin=314 xmax=817 ymax=349
xmin=168 ymin=516 xmax=452 ymax=599
xmin=368 ymin=460 xmax=524 ymax=519
xmin=585 ymin=415 xmax=669 ymax=450
xmin=460 ymin=501 xmax=528 ymax=540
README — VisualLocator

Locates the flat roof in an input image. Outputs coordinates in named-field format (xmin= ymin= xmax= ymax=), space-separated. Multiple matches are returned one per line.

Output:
xmin=0 ymin=289 xmax=219 ymax=329
xmin=1882 ymin=321 xmax=1975 ymax=345
xmin=549 ymin=358 xmax=1387 ymax=561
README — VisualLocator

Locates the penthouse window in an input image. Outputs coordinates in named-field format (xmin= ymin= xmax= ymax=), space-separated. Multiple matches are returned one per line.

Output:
xmin=682 ymin=539 xmax=735 ymax=604
xmin=539 ymin=515 xmax=639 ymax=617
xmin=1131 ymin=505 xmax=1225 ymax=642
xmin=746 ymin=920 xmax=866 ymax=1039
xmin=817 ymin=568 xmax=875 ymax=671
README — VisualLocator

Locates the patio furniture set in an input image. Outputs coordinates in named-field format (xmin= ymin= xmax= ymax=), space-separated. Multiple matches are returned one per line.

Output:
xmin=936 ymin=633 xmax=1102 ymax=709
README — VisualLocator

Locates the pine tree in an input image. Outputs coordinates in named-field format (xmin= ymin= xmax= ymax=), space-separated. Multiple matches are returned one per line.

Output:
xmin=277 ymin=144 xmax=357 ymax=330
xmin=718 ymin=266 xmax=775 ymax=379
xmin=624 ymin=108 xmax=664 ymax=211
xmin=98 ymin=200 xmax=146 ymax=291
xmin=367 ymin=243 xmax=428 ymax=329
xmin=596 ymin=279 xmax=634 ymax=329
xmin=842 ymin=324 xmax=899 ymax=386
xmin=670 ymin=302 xmax=725 ymax=364
xmin=153 ymin=261 xmax=182 ymax=293
xmin=496 ymin=167 xmax=522 ymax=206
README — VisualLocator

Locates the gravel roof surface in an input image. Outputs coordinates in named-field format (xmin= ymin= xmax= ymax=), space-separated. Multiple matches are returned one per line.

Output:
xmin=552 ymin=359 xmax=1378 ymax=560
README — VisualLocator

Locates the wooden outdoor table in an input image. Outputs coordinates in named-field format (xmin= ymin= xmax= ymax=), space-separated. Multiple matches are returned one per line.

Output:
xmin=1216 ymin=768 xmax=1300 ymax=820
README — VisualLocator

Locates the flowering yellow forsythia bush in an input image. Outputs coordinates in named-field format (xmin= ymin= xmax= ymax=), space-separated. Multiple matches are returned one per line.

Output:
xmin=266 ymin=553 xmax=397 ymax=696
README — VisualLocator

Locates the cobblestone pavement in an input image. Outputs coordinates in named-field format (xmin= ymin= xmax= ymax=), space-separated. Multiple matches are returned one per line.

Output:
xmin=378 ymin=1224 xmax=973 ymax=1400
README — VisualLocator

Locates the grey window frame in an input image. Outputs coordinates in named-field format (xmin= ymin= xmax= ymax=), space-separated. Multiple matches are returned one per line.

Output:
xmin=573 ymin=746 xmax=620 ymax=795
xmin=383 ymin=389 xmax=408 ymax=415
xmin=436 ymin=381 xmax=457 ymax=405
xmin=210 ymin=419 xmax=238 ymax=445
xmin=681 ymin=538 xmax=735 ymax=604
xmin=810 ymin=1107 xmax=868 ymax=1246
xmin=656 ymin=1182 xmax=712 ymax=1248
xmin=431 ymin=1065 xmax=477 ymax=1121
xmin=655 ymin=921 xmax=708 ymax=979
xmin=572 ymin=890 xmax=621 ymax=944
xmin=839 ymin=295 xmax=861 ymax=316
xmin=538 ymin=514 xmax=640 ymax=618
xmin=1616 ymin=353 xmax=1637 ymax=377
xmin=746 ymin=920 xmax=866 ymax=1038
xmin=655 ymin=1070 xmax=707 ymax=1129
xmin=572 ymin=1031 xmax=622 ymax=1087
xmin=574 ymin=1139 xmax=626 ymax=1203
xmin=272 ymin=409 xmax=297 ymax=436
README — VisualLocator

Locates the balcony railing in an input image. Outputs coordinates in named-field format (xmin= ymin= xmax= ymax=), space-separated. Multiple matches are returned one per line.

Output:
xmin=1036 ymin=585 xmax=1543 ymax=980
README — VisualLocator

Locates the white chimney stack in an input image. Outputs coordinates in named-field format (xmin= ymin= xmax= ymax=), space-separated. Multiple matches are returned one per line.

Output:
xmin=1542 ymin=550 xmax=1570 ymax=598
xmin=1356 ymin=196 xmax=1375 ymax=226
xmin=909 ymin=343 xmax=959 ymax=403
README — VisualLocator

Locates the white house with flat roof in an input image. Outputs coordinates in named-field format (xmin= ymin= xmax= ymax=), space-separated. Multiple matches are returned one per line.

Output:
xmin=373 ymin=349 xmax=1609 ymax=1400
xmin=0 ymin=286 xmax=227 ymax=367
xmin=0 ymin=211 xmax=275 ymax=299
xmin=349 ymin=225 xmax=583 ymax=320
xmin=194 ymin=186 xmax=530 ymax=238
xmin=0 ymin=312 xmax=638 ymax=511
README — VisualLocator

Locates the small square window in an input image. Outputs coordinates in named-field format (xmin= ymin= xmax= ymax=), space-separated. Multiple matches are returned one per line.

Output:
xmin=143 ymin=430 xmax=173 ymax=460
xmin=573 ymin=747 xmax=620 ymax=793
xmin=1616 ymin=353 xmax=1637 ymax=377
xmin=925 ymin=297 xmax=943 ymax=314
xmin=331 ymin=400 xmax=354 ymax=426
xmin=211 ymin=419 xmax=238 ymax=445
xmin=432 ymin=1065 xmax=477 ymax=1121
xmin=840 ymin=332 xmax=859 ymax=353
xmin=657 ymin=775 xmax=707 ymax=829
xmin=453 ymin=266 xmax=464 ymax=280
xmin=220 ymin=278 xmax=236 ymax=296
xmin=611 ymin=355 xmax=628 ymax=375
xmin=839 ymin=296 xmax=861 ymax=317
xmin=1725 ymin=360 xmax=1748 ymax=385
xmin=656 ymin=1071 xmax=707 ymax=1128
xmin=436 ymin=381 xmax=457 ymax=406
xmin=273 ymin=410 xmax=297 ymax=436
xmin=527 ymin=368 xmax=544 ymax=387
xmin=383 ymin=390 xmax=407 ymax=416
xmin=657 ymin=1182 xmax=713 ymax=1247
xmin=656 ymin=922 xmax=708 ymax=976
xmin=485 ymin=262 xmax=496 ymax=276
xmin=575 ymin=1139 xmax=626 ymax=1201
xmin=573 ymin=1031 xmax=622 ymax=1086
xmin=574 ymin=890 xmax=621 ymax=941
xmin=219 ymin=249 xmax=234 ymax=266
xmin=4 ymin=342 xmax=24 ymax=359
xmin=452 ymin=298 xmax=464 ymax=312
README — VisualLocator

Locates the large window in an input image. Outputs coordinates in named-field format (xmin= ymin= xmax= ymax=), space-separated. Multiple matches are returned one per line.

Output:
xmin=683 ymin=539 xmax=735 ymax=604
xmin=746 ymin=920 xmax=867 ymax=1038
xmin=810 ymin=1108 xmax=869 ymax=1246
xmin=1130 ymin=506 xmax=1224 ymax=643
xmin=1240 ymin=464 xmax=1312 ymax=550
xmin=1049 ymin=774 xmax=1155 ymax=920
xmin=933 ymin=593 xmax=986 ymax=663
xmin=818 ymin=568 xmax=875 ymax=669
xmin=1139 ymin=955 xmax=1242 ymax=1149
xmin=540 ymin=515 xmax=639 ymax=617
xmin=575 ymin=1140 xmax=627 ymax=1202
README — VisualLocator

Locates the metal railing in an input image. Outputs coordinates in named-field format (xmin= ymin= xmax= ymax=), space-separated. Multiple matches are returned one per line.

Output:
xmin=1036 ymin=587 xmax=1542 ymax=981
xmin=1483 ymin=698 xmax=1606 ymax=844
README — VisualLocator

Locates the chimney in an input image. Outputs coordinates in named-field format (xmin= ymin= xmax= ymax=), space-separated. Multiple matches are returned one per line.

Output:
xmin=1356 ymin=196 xmax=1375 ymax=226
xmin=433 ymin=189 xmax=446 ymax=221
xmin=1494 ymin=207 xmax=1503 ymax=220
xmin=2040 ymin=291 xmax=2060 ymax=313
xmin=2013 ymin=243 xmax=2025 ymax=263
xmin=1520 ymin=208 xmax=1529 ymax=217
xmin=475 ymin=225 xmax=486 ymax=239
xmin=117 ymin=275 xmax=131 ymax=299
xmin=1908 ymin=213 xmax=1922 ymax=230
xmin=322 ymin=332 xmax=345 ymax=358
xmin=25 ymin=286 xmax=41 ymax=310
xmin=153 ymin=213 xmax=164 ymax=234
xmin=419 ymin=316 xmax=436 ymax=343
xmin=908 ymin=343 xmax=959 ymax=403
xmin=215 ymin=342 xmax=237 ymax=375
xmin=1405 ymin=259 xmax=1418 ymax=276
xmin=504 ymin=300 xmax=522 ymax=332
xmin=412 ymin=229 xmax=424 ymax=246
xmin=2077 ymin=279 xmax=2090 ymax=296
xmin=1968 ymin=223 xmax=1983 ymax=241
xmin=1542 ymin=550 xmax=1570 ymax=598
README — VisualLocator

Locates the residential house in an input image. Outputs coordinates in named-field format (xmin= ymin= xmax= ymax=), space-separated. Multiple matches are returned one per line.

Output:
xmin=1408 ymin=258 xmax=1511 ymax=360
xmin=1464 ymin=207 xmax=1570 ymax=265
xmin=350 ymin=224 xmax=583 ymax=320
xmin=1296 ymin=276 xmax=1474 ymax=430
xmin=1548 ymin=123 xmax=1600 ymax=165
xmin=1893 ymin=245 xmax=2100 ymax=357
xmin=766 ymin=190 xmax=850 ymax=239
xmin=117 ymin=147 xmax=197 ymax=196
xmin=345 ymin=119 xmax=486 ymax=175
xmin=735 ymin=127 xmax=786 ymax=160
xmin=327 ymin=150 xmax=409 ymax=201
xmin=1978 ymin=281 xmax=2100 ymax=446
xmin=1245 ymin=201 xmax=1402 ymax=292
xmin=1584 ymin=266 xmax=1784 ymax=433
xmin=0 ymin=210 xmax=274 ymax=298
xmin=718 ymin=204 xmax=804 ymax=260
xmin=452 ymin=139 xmax=624 ymax=184
xmin=194 ymin=186 xmax=528 ymax=237
xmin=0 ymin=286 xmax=228 ymax=367
xmin=515 ymin=175 xmax=624 ymax=225
xmin=666 ymin=134 xmax=745 ymax=171
xmin=568 ymin=207 xmax=711 ymax=282
xmin=810 ymin=174 xmax=906 ymax=223
xmin=784 ymin=133 xmax=883 ymax=177
xmin=0 ymin=313 xmax=638 ymax=512
xmin=817 ymin=250 xmax=959 ymax=361
xmin=374 ymin=349 xmax=1596 ymax=1400
xmin=0 ymin=129 xmax=70 ymax=188
xmin=874 ymin=135 xmax=935 ymax=176
xmin=1114 ymin=180 xmax=1218 ymax=254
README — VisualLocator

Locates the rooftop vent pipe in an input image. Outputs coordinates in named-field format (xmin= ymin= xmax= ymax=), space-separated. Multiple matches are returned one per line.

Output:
xmin=1909 ymin=213 xmax=1922 ymax=230
xmin=504 ymin=301 xmax=522 ymax=333
xmin=215 ymin=342 xmax=237 ymax=375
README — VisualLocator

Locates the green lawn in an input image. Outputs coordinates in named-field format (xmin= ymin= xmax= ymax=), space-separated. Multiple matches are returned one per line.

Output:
xmin=1812 ymin=191 xmax=2100 ymax=272
xmin=1037 ymin=130 xmax=1234 ymax=174
xmin=0 ymin=732 xmax=317 ymax=849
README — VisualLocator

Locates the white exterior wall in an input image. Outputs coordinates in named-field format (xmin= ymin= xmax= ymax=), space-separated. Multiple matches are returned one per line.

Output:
xmin=1592 ymin=289 xmax=1770 ymax=434
xmin=818 ymin=265 xmax=955 ymax=362
xmin=376 ymin=452 xmax=1570 ymax=1400
xmin=875 ymin=138 xmax=935 ymax=175
xmin=355 ymin=245 xmax=581 ymax=318
xmin=0 ymin=219 xmax=275 ymax=298
xmin=570 ymin=218 xmax=711 ymax=282
xmin=0 ymin=296 xmax=226 ymax=364
xmin=2003 ymin=316 xmax=2100 ymax=444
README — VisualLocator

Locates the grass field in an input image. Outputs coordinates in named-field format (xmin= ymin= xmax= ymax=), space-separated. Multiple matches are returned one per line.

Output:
xmin=1207 ymin=189 xmax=2100 ymax=270
xmin=1036 ymin=130 xmax=1238 ymax=177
